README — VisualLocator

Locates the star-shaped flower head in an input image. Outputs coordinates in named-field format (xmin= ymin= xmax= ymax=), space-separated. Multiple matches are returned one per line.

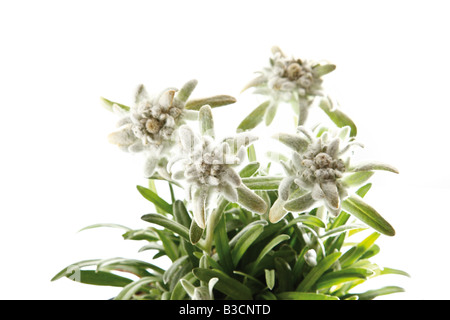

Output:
xmin=169 ymin=105 xmax=267 ymax=229
xmin=240 ymin=46 xmax=336 ymax=127
xmin=269 ymin=125 xmax=399 ymax=223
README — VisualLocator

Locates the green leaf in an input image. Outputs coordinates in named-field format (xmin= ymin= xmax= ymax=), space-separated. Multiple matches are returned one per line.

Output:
xmin=379 ymin=267 xmax=411 ymax=278
xmin=281 ymin=215 xmax=326 ymax=230
xmin=315 ymin=268 xmax=373 ymax=290
xmin=320 ymin=224 xmax=367 ymax=239
xmin=277 ymin=292 xmax=339 ymax=300
xmin=237 ymin=100 xmax=271 ymax=132
xmin=185 ymin=95 xmax=236 ymax=110
xmin=163 ymin=256 xmax=190 ymax=284
xmin=272 ymin=132 xmax=310 ymax=153
xmin=137 ymin=185 xmax=173 ymax=214
xmin=141 ymin=213 xmax=190 ymax=242
xmin=265 ymin=269 xmax=275 ymax=290
xmin=296 ymin=251 xmax=342 ymax=292
xmin=239 ymin=162 xmax=260 ymax=178
xmin=274 ymin=257 xmax=293 ymax=292
xmin=193 ymin=268 xmax=253 ymax=300
xmin=72 ymin=270 xmax=133 ymax=287
xmin=313 ymin=64 xmax=336 ymax=77
xmin=241 ymin=176 xmax=282 ymax=190
xmin=356 ymin=183 xmax=372 ymax=198
xmin=342 ymin=195 xmax=395 ymax=236
xmin=319 ymin=98 xmax=357 ymax=137
xmin=284 ymin=192 xmax=316 ymax=213
xmin=100 ymin=97 xmax=130 ymax=112
xmin=350 ymin=161 xmax=399 ymax=174
xmin=232 ymin=224 xmax=264 ymax=266
xmin=78 ymin=223 xmax=131 ymax=233
xmin=114 ymin=276 xmax=161 ymax=300
xmin=264 ymin=101 xmax=278 ymax=126
xmin=154 ymin=229 xmax=179 ymax=262
xmin=122 ymin=228 xmax=159 ymax=242
xmin=51 ymin=259 xmax=100 ymax=282
xmin=176 ymin=79 xmax=198 ymax=103
xmin=173 ymin=200 xmax=191 ymax=228
xmin=214 ymin=214 xmax=234 ymax=275
xmin=341 ymin=171 xmax=374 ymax=188
xmin=171 ymin=272 xmax=196 ymax=300
xmin=96 ymin=257 xmax=164 ymax=277
xmin=351 ymin=286 xmax=405 ymax=300
xmin=339 ymin=232 xmax=380 ymax=268
xmin=253 ymin=235 xmax=290 ymax=273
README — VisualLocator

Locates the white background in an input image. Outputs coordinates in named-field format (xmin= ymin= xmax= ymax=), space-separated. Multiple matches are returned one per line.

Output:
xmin=1 ymin=0 xmax=449 ymax=300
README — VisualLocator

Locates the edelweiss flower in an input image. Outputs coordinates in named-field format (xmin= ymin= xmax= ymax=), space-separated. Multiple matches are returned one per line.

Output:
xmin=106 ymin=80 xmax=199 ymax=177
xmin=169 ymin=106 xmax=266 ymax=228
xmin=241 ymin=46 xmax=336 ymax=125
xmin=269 ymin=126 xmax=398 ymax=223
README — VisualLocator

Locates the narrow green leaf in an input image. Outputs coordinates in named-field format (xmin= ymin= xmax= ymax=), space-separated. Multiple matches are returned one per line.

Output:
xmin=154 ymin=229 xmax=179 ymax=262
xmin=72 ymin=270 xmax=133 ymax=287
xmin=163 ymin=256 xmax=190 ymax=284
xmin=78 ymin=223 xmax=131 ymax=233
xmin=192 ymin=268 xmax=253 ymax=300
xmin=122 ymin=228 xmax=159 ymax=242
xmin=319 ymin=98 xmax=357 ymax=137
xmin=296 ymin=251 xmax=341 ymax=292
xmin=229 ymin=220 xmax=268 ymax=248
xmin=171 ymin=272 xmax=196 ymax=300
xmin=320 ymin=224 xmax=367 ymax=239
xmin=315 ymin=268 xmax=373 ymax=290
xmin=352 ymin=286 xmax=405 ymax=300
xmin=277 ymin=292 xmax=339 ymax=300
xmin=350 ymin=161 xmax=399 ymax=174
xmin=214 ymin=214 xmax=234 ymax=275
xmin=253 ymin=235 xmax=290 ymax=272
xmin=241 ymin=176 xmax=282 ymax=190
xmin=264 ymin=101 xmax=278 ymax=126
xmin=339 ymin=232 xmax=380 ymax=268
xmin=379 ymin=267 xmax=411 ymax=278
xmin=342 ymin=195 xmax=395 ymax=236
xmin=51 ymin=259 xmax=100 ymax=282
xmin=284 ymin=192 xmax=316 ymax=213
xmin=281 ymin=215 xmax=325 ymax=230
xmin=356 ymin=183 xmax=372 ymax=198
xmin=176 ymin=79 xmax=198 ymax=103
xmin=114 ymin=276 xmax=160 ymax=300
xmin=137 ymin=185 xmax=173 ymax=214
xmin=96 ymin=257 xmax=164 ymax=277
xmin=237 ymin=100 xmax=271 ymax=132
xmin=265 ymin=269 xmax=275 ymax=290
xmin=185 ymin=95 xmax=236 ymax=110
xmin=141 ymin=213 xmax=190 ymax=241
xmin=239 ymin=162 xmax=260 ymax=178
xmin=275 ymin=257 xmax=293 ymax=292
xmin=232 ymin=224 xmax=264 ymax=266
xmin=173 ymin=200 xmax=191 ymax=228
xmin=100 ymin=97 xmax=130 ymax=112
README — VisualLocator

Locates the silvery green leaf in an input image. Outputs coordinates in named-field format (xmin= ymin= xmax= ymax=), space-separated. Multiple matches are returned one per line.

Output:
xmin=313 ymin=64 xmax=336 ymax=77
xmin=134 ymin=84 xmax=149 ymax=104
xmin=297 ymin=98 xmax=311 ymax=126
xmin=219 ymin=182 xmax=239 ymax=203
xmin=108 ymin=124 xmax=136 ymax=147
xmin=342 ymin=194 xmax=395 ymax=236
xmin=176 ymin=79 xmax=198 ymax=103
xmin=241 ymin=176 xmax=282 ymax=190
xmin=341 ymin=171 xmax=374 ymax=187
xmin=265 ymin=269 xmax=275 ymax=290
xmin=321 ymin=181 xmax=340 ymax=212
xmin=143 ymin=157 xmax=158 ymax=177
xmin=241 ymin=75 xmax=267 ymax=93
xmin=192 ymin=189 xmax=207 ymax=229
xmin=237 ymin=100 xmax=271 ymax=132
xmin=114 ymin=276 xmax=160 ymax=300
xmin=350 ymin=161 xmax=399 ymax=174
xmin=319 ymin=98 xmax=357 ymax=137
xmin=284 ymin=192 xmax=316 ymax=213
xmin=183 ymin=109 xmax=200 ymax=120
xmin=269 ymin=197 xmax=288 ymax=223
xmin=180 ymin=279 xmax=196 ymax=299
xmin=265 ymin=101 xmax=278 ymax=125
xmin=100 ymin=97 xmax=131 ymax=112
xmin=273 ymin=132 xmax=310 ymax=153
xmin=199 ymin=105 xmax=215 ymax=138
xmin=236 ymin=184 xmax=268 ymax=215
xmin=185 ymin=95 xmax=236 ymax=110
xmin=278 ymin=176 xmax=296 ymax=201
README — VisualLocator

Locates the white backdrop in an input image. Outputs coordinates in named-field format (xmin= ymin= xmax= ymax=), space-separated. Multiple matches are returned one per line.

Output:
xmin=1 ymin=0 xmax=449 ymax=300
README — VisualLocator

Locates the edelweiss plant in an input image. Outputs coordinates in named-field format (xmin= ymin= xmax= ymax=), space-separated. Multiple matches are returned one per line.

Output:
xmin=53 ymin=46 xmax=408 ymax=300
